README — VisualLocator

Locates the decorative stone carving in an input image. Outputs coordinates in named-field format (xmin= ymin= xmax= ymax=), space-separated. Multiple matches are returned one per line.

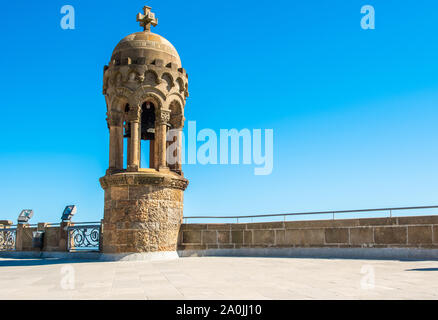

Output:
xmin=100 ymin=172 xmax=188 ymax=191
xmin=114 ymin=87 xmax=134 ymax=99
xmin=133 ymin=89 xmax=164 ymax=109
xmin=136 ymin=74 xmax=145 ymax=84
xmin=128 ymin=72 xmax=136 ymax=82
xmin=107 ymin=111 xmax=124 ymax=127
xmin=115 ymin=73 xmax=123 ymax=86
xmin=157 ymin=109 xmax=171 ymax=125
xmin=127 ymin=105 xmax=141 ymax=122
xmin=136 ymin=5 xmax=158 ymax=32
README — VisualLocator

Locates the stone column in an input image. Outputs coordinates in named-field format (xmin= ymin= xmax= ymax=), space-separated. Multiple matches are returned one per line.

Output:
xmin=174 ymin=115 xmax=185 ymax=174
xmin=149 ymin=139 xmax=155 ymax=168
xmin=176 ymin=129 xmax=183 ymax=174
xmin=127 ymin=105 xmax=141 ymax=172
xmin=107 ymin=111 xmax=124 ymax=173
xmin=138 ymin=118 xmax=142 ymax=167
xmin=156 ymin=109 xmax=170 ymax=170
xmin=166 ymin=130 xmax=178 ymax=172
xmin=126 ymin=121 xmax=132 ymax=165
xmin=127 ymin=137 xmax=132 ymax=165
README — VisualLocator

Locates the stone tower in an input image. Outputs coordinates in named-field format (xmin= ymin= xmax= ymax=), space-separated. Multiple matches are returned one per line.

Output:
xmin=99 ymin=6 xmax=189 ymax=260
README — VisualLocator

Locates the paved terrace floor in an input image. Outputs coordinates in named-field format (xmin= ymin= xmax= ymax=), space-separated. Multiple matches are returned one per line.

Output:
xmin=0 ymin=257 xmax=437 ymax=299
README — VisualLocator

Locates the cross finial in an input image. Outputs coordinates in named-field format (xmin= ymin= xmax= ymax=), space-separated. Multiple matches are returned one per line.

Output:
xmin=137 ymin=6 xmax=158 ymax=32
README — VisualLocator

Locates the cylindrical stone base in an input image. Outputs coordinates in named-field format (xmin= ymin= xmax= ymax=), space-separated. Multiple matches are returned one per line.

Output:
xmin=99 ymin=172 xmax=188 ymax=254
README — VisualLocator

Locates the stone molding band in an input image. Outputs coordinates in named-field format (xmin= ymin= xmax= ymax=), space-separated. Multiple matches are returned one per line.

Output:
xmin=99 ymin=172 xmax=189 ymax=190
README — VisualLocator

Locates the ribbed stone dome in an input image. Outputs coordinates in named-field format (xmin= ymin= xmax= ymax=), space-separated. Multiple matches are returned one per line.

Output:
xmin=110 ymin=31 xmax=181 ymax=67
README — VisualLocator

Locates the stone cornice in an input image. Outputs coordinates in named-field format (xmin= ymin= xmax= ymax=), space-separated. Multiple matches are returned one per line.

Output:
xmin=99 ymin=172 xmax=189 ymax=191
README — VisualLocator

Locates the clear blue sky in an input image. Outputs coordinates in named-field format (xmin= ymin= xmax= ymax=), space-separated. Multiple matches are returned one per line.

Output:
xmin=1 ymin=0 xmax=438 ymax=223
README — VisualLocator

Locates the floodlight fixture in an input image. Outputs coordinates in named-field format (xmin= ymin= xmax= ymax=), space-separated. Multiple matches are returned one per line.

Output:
xmin=17 ymin=209 xmax=33 ymax=224
xmin=61 ymin=205 xmax=77 ymax=221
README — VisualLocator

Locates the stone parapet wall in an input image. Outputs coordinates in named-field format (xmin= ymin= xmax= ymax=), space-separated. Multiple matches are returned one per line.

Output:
xmin=178 ymin=216 xmax=438 ymax=250
xmin=13 ymin=223 xmax=71 ymax=252
xmin=6 ymin=215 xmax=438 ymax=257
xmin=19 ymin=226 xmax=38 ymax=251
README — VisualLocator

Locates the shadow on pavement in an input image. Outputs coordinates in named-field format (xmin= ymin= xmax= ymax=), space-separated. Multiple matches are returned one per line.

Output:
xmin=406 ymin=268 xmax=438 ymax=271
xmin=0 ymin=258 xmax=100 ymax=267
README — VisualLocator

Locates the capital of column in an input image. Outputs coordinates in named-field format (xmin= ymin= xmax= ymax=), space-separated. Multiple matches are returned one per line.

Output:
xmin=127 ymin=105 xmax=142 ymax=123
xmin=157 ymin=109 xmax=171 ymax=125
xmin=106 ymin=111 xmax=124 ymax=127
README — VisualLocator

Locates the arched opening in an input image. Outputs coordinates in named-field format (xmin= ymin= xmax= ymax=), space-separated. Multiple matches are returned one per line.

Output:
xmin=140 ymin=101 xmax=156 ymax=169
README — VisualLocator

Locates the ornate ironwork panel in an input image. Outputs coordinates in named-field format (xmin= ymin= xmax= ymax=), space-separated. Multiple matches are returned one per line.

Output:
xmin=67 ymin=225 xmax=100 ymax=252
xmin=0 ymin=228 xmax=16 ymax=251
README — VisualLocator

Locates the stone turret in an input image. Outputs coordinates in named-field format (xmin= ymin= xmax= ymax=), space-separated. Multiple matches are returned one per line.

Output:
xmin=99 ymin=5 xmax=189 ymax=260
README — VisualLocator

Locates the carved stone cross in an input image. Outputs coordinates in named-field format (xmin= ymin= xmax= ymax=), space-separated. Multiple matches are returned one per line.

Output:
xmin=136 ymin=6 xmax=158 ymax=32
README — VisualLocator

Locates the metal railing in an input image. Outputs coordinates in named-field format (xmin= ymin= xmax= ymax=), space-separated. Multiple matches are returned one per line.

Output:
xmin=67 ymin=222 xmax=101 ymax=252
xmin=0 ymin=227 xmax=17 ymax=251
xmin=183 ymin=205 xmax=438 ymax=224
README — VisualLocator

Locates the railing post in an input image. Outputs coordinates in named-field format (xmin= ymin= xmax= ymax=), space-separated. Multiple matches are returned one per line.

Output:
xmin=15 ymin=224 xmax=25 ymax=251
xmin=67 ymin=223 xmax=75 ymax=252
xmin=99 ymin=219 xmax=104 ymax=253
xmin=59 ymin=221 xmax=71 ymax=252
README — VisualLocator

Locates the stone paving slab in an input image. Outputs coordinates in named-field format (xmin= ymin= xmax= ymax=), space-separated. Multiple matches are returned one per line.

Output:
xmin=0 ymin=257 xmax=437 ymax=300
